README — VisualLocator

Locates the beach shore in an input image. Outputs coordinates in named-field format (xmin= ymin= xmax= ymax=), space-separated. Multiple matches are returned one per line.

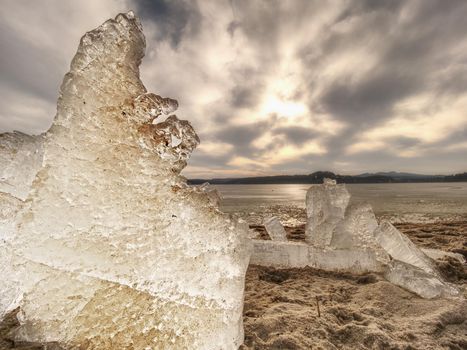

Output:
xmin=1 ymin=216 xmax=466 ymax=349
xmin=241 ymin=211 xmax=466 ymax=349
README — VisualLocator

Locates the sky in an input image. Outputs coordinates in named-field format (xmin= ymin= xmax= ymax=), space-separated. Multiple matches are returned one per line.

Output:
xmin=1 ymin=0 xmax=467 ymax=178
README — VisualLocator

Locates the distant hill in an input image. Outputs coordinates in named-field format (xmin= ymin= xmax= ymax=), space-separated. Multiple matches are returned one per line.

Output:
xmin=355 ymin=171 xmax=445 ymax=180
xmin=188 ymin=171 xmax=467 ymax=185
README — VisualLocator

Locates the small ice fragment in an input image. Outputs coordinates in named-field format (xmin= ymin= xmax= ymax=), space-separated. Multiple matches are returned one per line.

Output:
xmin=263 ymin=216 xmax=287 ymax=241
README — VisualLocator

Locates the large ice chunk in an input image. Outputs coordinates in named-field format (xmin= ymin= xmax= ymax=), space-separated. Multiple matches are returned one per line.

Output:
xmin=251 ymin=240 xmax=386 ymax=273
xmin=0 ymin=132 xmax=43 ymax=201
xmin=305 ymin=178 xmax=350 ymax=246
xmin=1 ymin=133 xmax=45 ymax=317
xmin=385 ymin=260 xmax=459 ymax=299
xmin=421 ymin=248 xmax=465 ymax=264
xmin=374 ymin=221 xmax=460 ymax=298
xmin=332 ymin=203 xmax=378 ymax=249
xmin=0 ymin=11 xmax=251 ymax=349
xmin=301 ymin=179 xmax=458 ymax=299
xmin=375 ymin=220 xmax=437 ymax=275
xmin=195 ymin=182 xmax=222 ymax=207
xmin=0 ymin=193 xmax=22 ymax=243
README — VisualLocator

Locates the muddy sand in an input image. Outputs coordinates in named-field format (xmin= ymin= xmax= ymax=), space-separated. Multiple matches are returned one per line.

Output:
xmin=1 ymin=220 xmax=466 ymax=349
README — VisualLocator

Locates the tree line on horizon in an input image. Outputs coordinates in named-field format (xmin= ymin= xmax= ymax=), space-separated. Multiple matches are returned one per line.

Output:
xmin=188 ymin=171 xmax=467 ymax=185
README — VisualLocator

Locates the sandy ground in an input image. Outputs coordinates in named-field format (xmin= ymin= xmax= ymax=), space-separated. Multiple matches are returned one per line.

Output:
xmin=1 ymin=220 xmax=466 ymax=349
xmin=394 ymin=222 xmax=467 ymax=257
xmin=241 ymin=265 xmax=466 ymax=350
xmin=243 ymin=219 xmax=467 ymax=349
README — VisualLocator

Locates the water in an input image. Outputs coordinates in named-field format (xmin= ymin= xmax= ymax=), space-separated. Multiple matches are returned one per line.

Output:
xmin=214 ymin=183 xmax=467 ymax=218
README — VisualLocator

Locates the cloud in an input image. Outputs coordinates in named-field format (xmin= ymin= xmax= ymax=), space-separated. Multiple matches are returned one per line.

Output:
xmin=272 ymin=126 xmax=318 ymax=146
xmin=134 ymin=0 xmax=202 ymax=48
xmin=215 ymin=120 xmax=274 ymax=156
xmin=1 ymin=0 xmax=466 ymax=175
xmin=322 ymin=70 xmax=421 ymax=126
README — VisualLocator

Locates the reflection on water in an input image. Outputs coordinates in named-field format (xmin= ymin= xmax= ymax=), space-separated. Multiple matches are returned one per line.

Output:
xmin=214 ymin=183 xmax=467 ymax=216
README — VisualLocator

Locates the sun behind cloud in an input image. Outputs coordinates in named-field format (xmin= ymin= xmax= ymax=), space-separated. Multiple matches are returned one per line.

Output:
xmin=1 ymin=0 xmax=467 ymax=177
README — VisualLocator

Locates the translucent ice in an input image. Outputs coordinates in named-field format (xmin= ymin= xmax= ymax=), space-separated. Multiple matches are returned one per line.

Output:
xmin=375 ymin=220 xmax=437 ymax=275
xmin=0 ymin=133 xmax=45 ymax=318
xmin=0 ymin=12 xmax=250 ymax=349
xmin=299 ymin=179 xmax=458 ymax=299
xmin=421 ymin=248 xmax=465 ymax=264
xmin=305 ymin=178 xmax=350 ymax=246
xmin=332 ymin=203 xmax=379 ymax=249
xmin=0 ymin=132 xmax=43 ymax=201
xmin=195 ymin=182 xmax=222 ymax=207
xmin=385 ymin=260 xmax=459 ymax=299
xmin=263 ymin=216 xmax=288 ymax=241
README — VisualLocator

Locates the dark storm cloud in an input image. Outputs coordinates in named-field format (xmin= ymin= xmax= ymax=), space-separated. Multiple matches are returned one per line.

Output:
xmin=226 ymin=20 xmax=241 ymax=37
xmin=228 ymin=66 xmax=266 ymax=109
xmin=435 ymin=66 xmax=467 ymax=96
xmin=335 ymin=0 xmax=404 ymax=23
xmin=229 ymin=0 xmax=282 ymax=50
xmin=273 ymin=126 xmax=317 ymax=146
xmin=215 ymin=119 xmax=273 ymax=156
xmin=216 ymin=124 xmax=261 ymax=146
xmin=322 ymin=70 xmax=421 ymax=126
xmin=134 ymin=0 xmax=202 ymax=48
xmin=378 ymin=0 xmax=467 ymax=72
xmin=141 ymin=0 xmax=467 ymax=175
xmin=319 ymin=6 xmax=423 ymax=128
xmin=230 ymin=82 xmax=263 ymax=109
xmin=230 ymin=85 xmax=256 ymax=108
xmin=226 ymin=63 xmax=268 ymax=110
xmin=387 ymin=136 xmax=421 ymax=149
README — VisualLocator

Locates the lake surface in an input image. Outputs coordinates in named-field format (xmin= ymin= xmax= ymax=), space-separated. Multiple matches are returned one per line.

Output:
xmin=214 ymin=183 xmax=467 ymax=217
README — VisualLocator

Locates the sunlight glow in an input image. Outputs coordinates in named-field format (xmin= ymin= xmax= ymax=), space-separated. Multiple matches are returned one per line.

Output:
xmin=260 ymin=96 xmax=308 ymax=119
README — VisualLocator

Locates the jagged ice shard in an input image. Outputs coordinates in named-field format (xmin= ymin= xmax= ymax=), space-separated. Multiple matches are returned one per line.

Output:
xmin=304 ymin=179 xmax=459 ymax=299
xmin=305 ymin=178 xmax=350 ymax=246
xmin=263 ymin=216 xmax=288 ymax=241
xmin=0 ymin=12 xmax=251 ymax=349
